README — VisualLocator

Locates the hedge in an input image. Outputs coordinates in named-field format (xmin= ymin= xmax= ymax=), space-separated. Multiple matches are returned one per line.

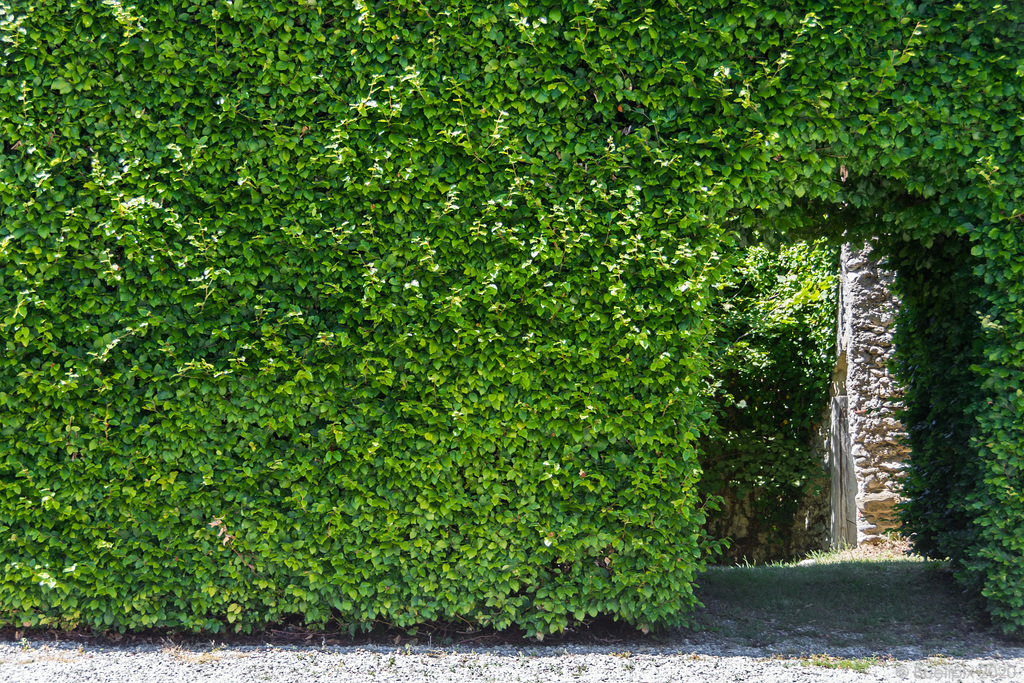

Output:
xmin=1 ymin=0 xmax=1022 ymax=634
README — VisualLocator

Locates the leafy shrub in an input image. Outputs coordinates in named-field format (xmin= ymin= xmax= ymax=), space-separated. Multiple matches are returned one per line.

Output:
xmin=887 ymin=235 xmax=986 ymax=566
xmin=700 ymin=241 xmax=837 ymax=560
xmin=888 ymin=230 xmax=1024 ymax=634
xmin=1 ymin=0 xmax=1021 ymax=634
xmin=0 ymin=0 xmax=733 ymax=635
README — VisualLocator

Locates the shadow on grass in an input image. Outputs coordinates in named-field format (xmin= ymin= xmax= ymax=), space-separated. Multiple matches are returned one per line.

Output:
xmin=681 ymin=558 xmax=1023 ymax=657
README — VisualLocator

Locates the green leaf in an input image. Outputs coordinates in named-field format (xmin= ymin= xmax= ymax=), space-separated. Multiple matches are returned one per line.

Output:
xmin=51 ymin=78 xmax=73 ymax=94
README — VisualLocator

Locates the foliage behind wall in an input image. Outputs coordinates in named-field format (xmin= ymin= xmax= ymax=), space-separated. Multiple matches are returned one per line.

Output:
xmin=700 ymin=241 xmax=837 ymax=562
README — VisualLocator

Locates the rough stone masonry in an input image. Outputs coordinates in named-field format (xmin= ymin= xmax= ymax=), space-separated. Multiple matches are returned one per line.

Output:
xmin=830 ymin=243 xmax=909 ymax=546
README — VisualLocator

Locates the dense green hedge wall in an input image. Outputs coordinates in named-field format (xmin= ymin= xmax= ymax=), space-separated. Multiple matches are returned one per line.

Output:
xmin=1 ymin=0 xmax=1021 ymax=633
xmin=886 ymin=234 xmax=986 ymax=567
xmin=886 ymin=226 xmax=1024 ymax=633
xmin=969 ymin=224 xmax=1024 ymax=633
xmin=886 ymin=227 xmax=1024 ymax=633
xmin=700 ymin=241 xmax=837 ymax=561
xmin=0 ymin=0 xmax=735 ymax=635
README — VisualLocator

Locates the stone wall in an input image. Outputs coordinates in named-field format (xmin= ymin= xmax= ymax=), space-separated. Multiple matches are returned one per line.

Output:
xmin=705 ymin=242 xmax=909 ymax=562
xmin=830 ymin=243 xmax=909 ymax=546
xmin=705 ymin=470 xmax=830 ymax=564
xmin=705 ymin=410 xmax=831 ymax=564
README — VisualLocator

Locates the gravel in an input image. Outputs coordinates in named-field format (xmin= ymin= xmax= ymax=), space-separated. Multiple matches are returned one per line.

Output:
xmin=3 ymin=638 xmax=1023 ymax=682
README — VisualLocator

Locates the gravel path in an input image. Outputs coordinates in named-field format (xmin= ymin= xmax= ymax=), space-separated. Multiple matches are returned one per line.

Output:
xmin=3 ymin=638 xmax=1022 ymax=682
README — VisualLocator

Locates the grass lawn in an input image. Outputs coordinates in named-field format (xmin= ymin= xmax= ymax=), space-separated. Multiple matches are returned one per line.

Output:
xmin=684 ymin=538 xmax=1020 ymax=656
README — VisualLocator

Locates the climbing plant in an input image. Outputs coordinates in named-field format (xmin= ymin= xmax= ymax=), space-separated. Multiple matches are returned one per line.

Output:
xmin=0 ymin=0 xmax=1021 ymax=633
xmin=701 ymin=240 xmax=837 ymax=561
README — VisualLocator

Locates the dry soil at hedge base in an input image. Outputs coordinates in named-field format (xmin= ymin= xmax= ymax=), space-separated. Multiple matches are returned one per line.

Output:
xmin=0 ymin=642 xmax=1023 ymax=683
